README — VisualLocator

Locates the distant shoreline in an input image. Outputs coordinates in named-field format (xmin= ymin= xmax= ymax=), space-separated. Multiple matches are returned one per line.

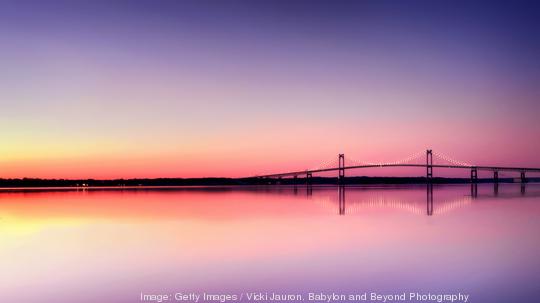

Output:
xmin=1 ymin=176 xmax=537 ymax=188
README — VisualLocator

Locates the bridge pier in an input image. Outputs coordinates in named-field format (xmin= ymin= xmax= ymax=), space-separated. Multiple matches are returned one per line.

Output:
xmin=471 ymin=168 xmax=478 ymax=183
xmin=493 ymin=171 xmax=499 ymax=183
xmin=338 ymin=154 xmax=345 ymax=184
xmin=426 ymin=149 xmax=433 ymax=182
xmin=521 ymin=171 xmax=526 ymax=183
xmin=306 ymin=172 xmax=313 ymax=185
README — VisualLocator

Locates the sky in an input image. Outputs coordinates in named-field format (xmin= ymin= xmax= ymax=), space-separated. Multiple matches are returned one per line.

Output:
xmin=1 ymin=0 xmax=540 ymax=179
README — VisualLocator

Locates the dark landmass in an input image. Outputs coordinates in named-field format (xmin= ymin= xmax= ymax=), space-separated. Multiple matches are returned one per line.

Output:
xmin=1 ymin=176 xmax=538 ymax=188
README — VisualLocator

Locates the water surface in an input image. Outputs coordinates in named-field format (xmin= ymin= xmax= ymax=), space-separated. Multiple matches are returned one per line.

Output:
xmin=1 ymin=184 xmax=539 ymax=302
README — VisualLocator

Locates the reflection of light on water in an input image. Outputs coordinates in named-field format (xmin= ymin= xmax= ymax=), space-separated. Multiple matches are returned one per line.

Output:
xmin=0 ymin=214 xmax=87 ymax=235
xmin=434 ymin=196 xmax=473 ymax=215
xmin=312 ymin=193 xmax=472 ymax=216
xmin=345 ymin=197 xmax=425 ymax=215
xmin=313 ymin=196 xmax=425 ymax=215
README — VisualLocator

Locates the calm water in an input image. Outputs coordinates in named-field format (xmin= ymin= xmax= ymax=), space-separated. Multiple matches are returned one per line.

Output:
xmin=1 ymin=184 xmax=539 ymax=303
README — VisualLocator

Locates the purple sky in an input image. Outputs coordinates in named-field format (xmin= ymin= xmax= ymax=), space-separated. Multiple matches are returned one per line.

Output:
xmin=1 ymin=1 xmax=539 ymax=178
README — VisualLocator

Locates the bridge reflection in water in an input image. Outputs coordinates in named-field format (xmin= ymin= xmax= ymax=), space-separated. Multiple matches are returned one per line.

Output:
xmin=295 ymin=183 xmax=536 ymax=216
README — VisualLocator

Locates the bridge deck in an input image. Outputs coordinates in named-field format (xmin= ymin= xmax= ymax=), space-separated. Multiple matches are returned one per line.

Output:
xmin=253 ymin=164 xmax=540 ymax=178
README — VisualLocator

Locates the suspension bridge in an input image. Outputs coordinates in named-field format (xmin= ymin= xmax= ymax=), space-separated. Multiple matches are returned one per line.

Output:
xmin=252 ymin=149 xmax=540 ymax=183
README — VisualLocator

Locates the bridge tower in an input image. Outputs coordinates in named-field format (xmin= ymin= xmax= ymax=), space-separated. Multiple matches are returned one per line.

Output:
xmin=426 ymin=149 xmax=433 ymax=182
xmin=338 ymin=154 xmax=345 ymax=184
xmin=471 ymin=167 xmax=478 ymax=183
